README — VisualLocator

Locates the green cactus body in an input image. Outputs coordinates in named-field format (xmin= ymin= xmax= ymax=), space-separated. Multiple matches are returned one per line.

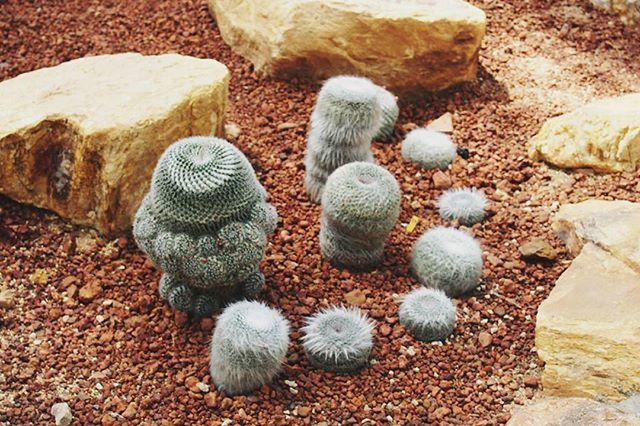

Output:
xmin=373 ymin=87 xmax=399 ymax=141
xmin=209 ymin=301 xmax=290 ymax=395
xmin=401 ymin=129 xmax=456 ymax=170
xmin=399 ymin=288 xmax=456 ymax=342
xmin=320 ymin=162 xmax=401 ymax=269
xmin=301 ymin=306 xmax=374 ymax=374
xmin=410 ymin=227 xmax=483 ymax=297
xmin=133 ymin=136 xmax=278 ymax=316
xmin=304 ymin=76 xmax=381 ymax=203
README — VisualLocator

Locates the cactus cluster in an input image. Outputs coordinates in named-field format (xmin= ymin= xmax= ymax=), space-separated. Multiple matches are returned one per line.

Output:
xmin=133 ymin=136 xmax=278 ymax=316
xmin=438 ymin=187 xmax=487 ymax=226
xmin=304 ymin=76 xmax=381 ymax=203
xmin=410 ymin=227 xmax=483 ymax=297
xmin=209 ymin=301 xmax=290 ymax=395
xmin=301 ymin=306 xmax=374 ymax=373
xmin=320 ymin=162 xmax=401 ymax=269
xmin=401 ymin=129 xmax=456 ymax=170
xmin=399 ymin=288 xmax=456 ymax=342
xmin=373 ymin=86 xmax=399 ymax=141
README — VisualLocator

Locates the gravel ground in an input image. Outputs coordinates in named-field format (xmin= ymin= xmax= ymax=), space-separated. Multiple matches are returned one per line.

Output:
xmin=1 ymin=0 xmax=639 ymax=424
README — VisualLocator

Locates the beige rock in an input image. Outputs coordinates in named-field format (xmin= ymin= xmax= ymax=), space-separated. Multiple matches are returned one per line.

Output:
xmin=208 ymin=0 xmax=486 ymax=95
xmin=590 ymin=0 xmax=640 ymax=27
xmin=0 ymin=53 xmax=230 ymax=234
xmin=529 ymin=93 xmax=640 ymax=172
xmin=552 ymin=199 xmax=640 ymax=271
xmin=508 ymin=397 xmax=640 ymax=426
xmin=519 ymin=238 xmax=557 ymax=260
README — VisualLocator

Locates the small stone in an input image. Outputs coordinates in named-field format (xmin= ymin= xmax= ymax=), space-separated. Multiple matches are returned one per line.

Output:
xmin=185 ymin=376 xmax=199 ymax=392
xmin=478 ymin=332 xmax=493 ymax=348
xmin=524 ymin=375 xmax=539 ymax=388
xmin=344 ymin=289 xmax=366 ymax=306
xmin=51 ymin=402 xmax=73 ymax=426
xmin=0 ymin=289 xmax=15 ymax=309
xmin=204 ymin=392 xmax=218 ymax=408
xmin=196 ymin=382 xmax=210 ymax=393
xmin=30 ymin=268 xmax=49 ymax=285
xmin=380 ymin=324 xmax=392 ymax=337
xmin=494 ymin=306 xmax=506 ymax=316
xmin=79 ymin=281 xmax=103 ymax=302
xmin=224 ymin=122 xmax=242 ymax=139
xmin=122 ymin=402 xmax=137 ymax=419
xmin=519 ymin=238 xmax=557 ymax=260
xmin=426 ymin=112 xmax=454 ymax=133
xmin=432 ymin=171 xmax=452 ymax=189
xmin=297 ymin=406 xmax=312 ymax=417
xmin=277 ymin=122 xmax=298 ymax=131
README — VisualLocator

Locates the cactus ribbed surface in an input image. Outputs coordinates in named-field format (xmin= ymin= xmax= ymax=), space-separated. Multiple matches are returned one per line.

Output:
xmin=304 ymin=76 xmax=381 ymax=203
xmin=410 ymin=227 xmax=483 ymax=297
xmin=133 ymin=136 xmax=278 ymax=316
xmin=373 ymin=86 xmax=399 ymax=141
xmin=301 ymin=306 xmax=374 ymax=374
xmin=399 ymin=288 xmax=456 ymax=342
xmin=209 ymin=301 xmax=290 ymax=395
xmin=320 ymin=162 xmax=400 ymax=269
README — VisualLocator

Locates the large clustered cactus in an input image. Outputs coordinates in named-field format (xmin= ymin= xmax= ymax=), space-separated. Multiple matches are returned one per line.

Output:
xmin=438 ymin=187 xmax=487 ymax=226
xmin=133 ymin=136 xmax=278 ymax=316
xmin=401 ymin=129 xmax=456 ymax=170
xmin=301 ymin=306 xmax=374 ymax=374
xmin=410 ymin=227 xmax=483 ymax=297
xmin=320 ymin=162 xmax=401 ymax=269
xmin=209 ymin=301 xmax=290 ymax=395
xmin=373 ymin=86 xmax=399 ymax=141
xmin=399 ymin=288 xmax=456 ymax=342
xmin=304 ymin=76 xmax=381 ymax=203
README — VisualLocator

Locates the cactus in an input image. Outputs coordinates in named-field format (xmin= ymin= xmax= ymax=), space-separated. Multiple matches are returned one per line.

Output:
xmin=399 ymin=288 xmax=456 ymax=342
xmin=133 ymin=136 xmax=278 ymax=316
xmin=301 ymin=306 xmax=374 ymax=373
xmin=304 ymin=76 xmax=381 ymax=203
xmin=438 ymin=187 xmax=487 ymax=226
xmin=401 ymin=129 xmax=456 ymax=170
xmin=209 ymin=301 xmax=290 ymax=395
xmin=373 ymin=86 xmax=399 ymax=141
xmin=410 ymin=227 xmax=483 ymax=297
xmin=320 ymin=162 xmax=401 ymax=269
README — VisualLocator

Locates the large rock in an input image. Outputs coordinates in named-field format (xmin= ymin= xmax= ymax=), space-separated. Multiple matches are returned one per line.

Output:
xmin=590 ymin=0 xmax=640 ymax=27
xmin=536 ymin=200 xmax=640 ymax=400
xmin=508 ymin=397 xmax=640 ymax=426
xmin=528 ymin=93 xmax=640 ymax=172
xmin=208 ymin=0 xmax=486 ymax=95
xmin=0 ymin=53 xmax=230 ymax=234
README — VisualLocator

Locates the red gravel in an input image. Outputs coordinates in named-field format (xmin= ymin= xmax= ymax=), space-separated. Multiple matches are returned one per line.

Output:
xmin=1 ymin=0 xmax=639 ymax=424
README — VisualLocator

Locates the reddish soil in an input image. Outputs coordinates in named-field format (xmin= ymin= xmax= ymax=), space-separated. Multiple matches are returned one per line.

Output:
xmin=1 ymin=0 xmax=639 ymax=425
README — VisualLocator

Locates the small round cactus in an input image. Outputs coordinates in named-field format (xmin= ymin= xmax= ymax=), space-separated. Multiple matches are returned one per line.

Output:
xmin=304 ymin=76 xmax=381 ymax=203
xmin=301 ymin=306 xmax=374 ymax=373
xmin=438 ymin=187 xmax=488 ymax=226
xmin=410 ymin=227 xmax=483 ymax=297
xmin=373 ymin=86 xmax=399 ymax=141
xmin=401 ymin=129 xmax=456 ymax=170
xmin=209 ymin=301 xmax=290 ymax=395
xmin=399 ymin=288 xmax=456 ymax=342
xmin=133 ymin=136 xmax=278 ymax=316
xmin=320 ymin=162 xmax=401 ymax=269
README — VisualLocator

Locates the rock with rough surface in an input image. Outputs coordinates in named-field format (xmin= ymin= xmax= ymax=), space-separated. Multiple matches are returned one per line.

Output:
xmin=508 ymin=397 xmax=640 ymax=426
xmin=0 ymin=53 xmax=230 ymax=234
xmin=529 ymin=93 xmax=640 ymax=172
xmin=51 ymin=402 xmax=73 ymax=426
xmin=590 ymin=0 xmax=640 ymax=27
xmin=208 ymin=0 xmax=486 ymax=95
xmin=536 ymin=200 xmax=640 ymax=400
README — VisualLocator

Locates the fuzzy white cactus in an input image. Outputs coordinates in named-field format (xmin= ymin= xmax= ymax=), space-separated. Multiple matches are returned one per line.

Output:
xmin=399 ymin=288 xmax=456 ymax=342
xmin=401 ymin=129 xmax=456 ymax=170
xmin=438 ymin=187 xmax=488 ymax=226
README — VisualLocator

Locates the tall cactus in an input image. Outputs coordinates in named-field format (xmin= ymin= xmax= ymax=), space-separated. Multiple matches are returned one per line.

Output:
xmin=304 ymin=76 xmax=381 ymax=203
xmin=133 ymin=136 xmax=278 ymax=316
xmin=320 ymin=162 xmax=401 ymax=269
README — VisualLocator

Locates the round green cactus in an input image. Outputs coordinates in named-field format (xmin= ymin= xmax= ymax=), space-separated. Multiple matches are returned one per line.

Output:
xmin=209 ymin=301 xmax=290 ymax=395
xmin=410 ymin=227 xmax=483 ymax=297
xmin=373 ymin=86 xmax=399 ymax=141
xmin=304 ymin=76 xmax=381 ymax=203
xmin=320 ymin=162 xmax=401 ymax=269
xmin=399 ymin=288 xmax=456 ymax=342
xmin=133 ymin=136 xmax=277 ymax=317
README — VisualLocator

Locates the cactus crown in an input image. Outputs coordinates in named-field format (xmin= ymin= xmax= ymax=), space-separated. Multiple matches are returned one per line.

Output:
xmin=151 ymin=136 xmax=264 ymax=230
xmin=301 ymin=306 xmax=374 ymax=373
xmin=399 ymin=287 xmax=456 ymax=342
xmin=210 ymin=301 xmax=290 ymax=395
xmin=410 ymin=227 xmax=483 ymax=297
xmin=401 ymin=129 xmax=456 ymax=170
xmin=322 ymin=162 xmax=401 ymax=236
xmin=438 ymin=187 xmax=487 ymax=226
